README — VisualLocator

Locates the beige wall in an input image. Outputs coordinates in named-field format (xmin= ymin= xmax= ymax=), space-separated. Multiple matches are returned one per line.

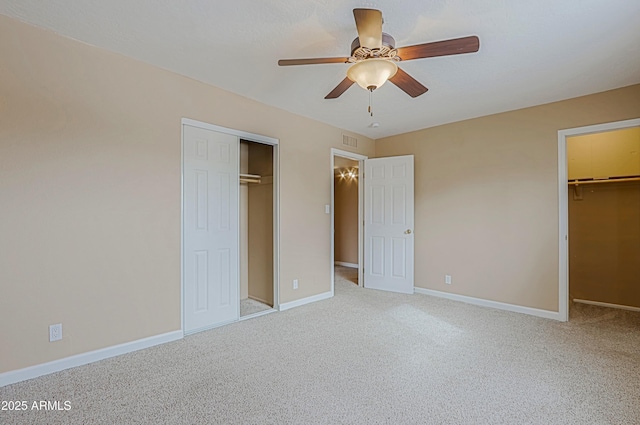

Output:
xmin=568 ymin=182 xmax=640 ymax=307
xmin=334 ymin=173 xmax=359 ymax=265
xmin=248 ymin=143 xmax=274 ymax=305
xmin=376 ymin=84 xmax=640 ymax=311
xmin=567 ymin=127 xmax=640 ymax=180
xmin=240 ymin=142 xmax=249 ymax=300
xmin=0 ymin=16 xmax=373 ymax=373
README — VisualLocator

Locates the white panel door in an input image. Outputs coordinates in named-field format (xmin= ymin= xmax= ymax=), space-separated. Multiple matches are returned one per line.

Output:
xmin=183 ymin=125 xmax=239 ymax=333
xmin=364 ymin=155 xmax=414 ymax=294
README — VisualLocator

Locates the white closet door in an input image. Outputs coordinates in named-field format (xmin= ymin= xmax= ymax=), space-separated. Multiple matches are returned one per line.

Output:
xmin=183 ymin=125 xmax=239 ymax=333
xmin=364 ymin=155 xmax=414 ymax=294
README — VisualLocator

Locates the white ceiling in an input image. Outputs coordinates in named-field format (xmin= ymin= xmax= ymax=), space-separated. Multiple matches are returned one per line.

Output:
xmin=2 ymin=0 xmax=639 ymax=139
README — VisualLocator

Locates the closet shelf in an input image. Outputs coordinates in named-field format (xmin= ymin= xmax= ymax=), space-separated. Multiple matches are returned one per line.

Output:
xmin=239 ymin=173 xmax=261 ymax=184
xmin=568 ymin=176 xmax=640 ymax=185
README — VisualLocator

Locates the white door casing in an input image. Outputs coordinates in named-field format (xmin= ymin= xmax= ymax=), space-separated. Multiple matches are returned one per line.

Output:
xmin=364 ymin=155 xmax=415 ymax=294
xmin=183 ymin=124 xmax=239 ymax=333
xmin=557 ymin=118 xmax=640 ymax=322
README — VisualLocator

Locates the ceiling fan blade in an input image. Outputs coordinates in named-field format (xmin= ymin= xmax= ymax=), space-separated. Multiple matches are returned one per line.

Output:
xmin=396 ymin=36 xmax=479 ymax=61
xmin=325 ymin=77 xmax=355 ymax=99
xmin=278 ymin=57 xmax=350 ymax=66
xmin=353 ymin=8 xmax=382 ymax=49
xmin=389 ymin=68 xmax=429 ymax=98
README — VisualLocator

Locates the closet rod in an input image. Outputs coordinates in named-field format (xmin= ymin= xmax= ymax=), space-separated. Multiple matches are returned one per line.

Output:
xmin=568 ymin=176 xmax=640 ymax=185
xmin=239 ymin=173 xmax=261 ymax=184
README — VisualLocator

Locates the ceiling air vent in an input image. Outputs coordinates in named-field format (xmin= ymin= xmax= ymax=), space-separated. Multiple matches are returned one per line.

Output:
xmin=342 ymin=135 xmax=358 ymax=148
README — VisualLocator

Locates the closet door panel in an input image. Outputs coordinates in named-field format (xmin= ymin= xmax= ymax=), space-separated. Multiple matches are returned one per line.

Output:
xmin=184 ymin=124 xmax=239 ymax=333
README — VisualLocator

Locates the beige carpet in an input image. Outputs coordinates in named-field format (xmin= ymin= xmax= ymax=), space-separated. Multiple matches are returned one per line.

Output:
xmin=335 ymin=265 xmax=358 ymax=285
xmin=241 ymin=298 xmax=273 ymax=317
xmin=1 ymin=269 xmax=639 ymax=424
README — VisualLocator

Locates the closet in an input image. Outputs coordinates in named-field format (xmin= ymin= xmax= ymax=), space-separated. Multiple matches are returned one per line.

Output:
xmin=183 ymin=120 xmax=278 ymax=334
xmin=240 ymin=140 xmax=275 ymax=317
xmin=567 ymin=126 xmax=640 ymax=310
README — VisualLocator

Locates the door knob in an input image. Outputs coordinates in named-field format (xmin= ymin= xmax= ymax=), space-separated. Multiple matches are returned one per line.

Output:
xmin=404 ymin=229 xmax=412 ymax=234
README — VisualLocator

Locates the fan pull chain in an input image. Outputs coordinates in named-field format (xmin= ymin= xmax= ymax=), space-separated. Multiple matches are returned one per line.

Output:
xmin=368 ymin=88 xmax=374 ymax=117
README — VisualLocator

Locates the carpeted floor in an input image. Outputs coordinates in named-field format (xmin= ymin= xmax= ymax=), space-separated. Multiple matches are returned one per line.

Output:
xmin=1 ymin=269 xmax=639 ymax=424
xmin=335 ymin=265 xmax=358 ymax=285
xmin=240 ymin=298 xmax=273 ymax=317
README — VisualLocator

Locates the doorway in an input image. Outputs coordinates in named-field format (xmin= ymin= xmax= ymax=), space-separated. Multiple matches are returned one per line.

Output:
xmin=558 ymin=118 xmax=640 ymax=321
xmin=334 ymin=156 xmax=360 ymax=288
xmin=331 ymin=149 xmax=367 ymax=294
xmin=240 ymin=140 xmax=276 ymax=318
xmin=182 ymin=118 xmax=279 ymax=335
xmin=331 ymin=150 xmax=416 ymax=295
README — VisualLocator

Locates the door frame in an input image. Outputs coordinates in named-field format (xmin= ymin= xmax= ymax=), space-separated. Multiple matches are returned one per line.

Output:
xmin=557 ymin=117 xmax=640 ymax=322
xmin=181 ymin=118 xmax=280 ymax=334
xmin=331 ymin=148 xmax=367 ymax=294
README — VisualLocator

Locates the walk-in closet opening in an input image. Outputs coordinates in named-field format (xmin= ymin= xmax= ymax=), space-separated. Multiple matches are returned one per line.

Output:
xmin=566 ymin=125 xmax=640 ymax=313
xmin=240 ymin=140 xmax=276 ymax=317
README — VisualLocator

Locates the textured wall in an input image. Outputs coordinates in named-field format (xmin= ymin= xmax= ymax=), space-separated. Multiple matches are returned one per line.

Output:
xmin=334 ymin=175 xmax=359 ymax=265
xmin=569 ymin=182 xmax=640 ymax=307
xmin=567 ymin=127 xmax=640 ymax=180
xmin=0 ymin=15 xmax=373 ymax=373
xmin=376 ymin=84 xmax=640 ymax=311
xmin=240 ymin=141 xmax=249 ymax=300
xmin=248 ymin=143 xmax=274 ymax=305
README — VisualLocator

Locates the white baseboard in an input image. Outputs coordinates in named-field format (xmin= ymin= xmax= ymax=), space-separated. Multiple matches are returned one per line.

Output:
xmin=183 ymin=318 xmax=238 ymax=336
xmin=0 ymin=330 xmax=183 ymax=387
xmin=334 ymin=262 xmax=359 ymax=268
xmin=573 ymin=298 xmax=640 ymax=312
xmin=414 ymin=287 xmax=561 ymax=321
xmin=239 ymin=308 xmax=276 ymax=321
xmin=279 ymin=290 xmax=333 ymax=311
xmin=247 ymin=295 xmax=272 ymax=305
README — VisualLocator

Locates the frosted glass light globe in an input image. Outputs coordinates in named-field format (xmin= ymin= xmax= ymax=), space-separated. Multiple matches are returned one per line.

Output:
xmin=347 ymin=59 xmax=398 ymax=91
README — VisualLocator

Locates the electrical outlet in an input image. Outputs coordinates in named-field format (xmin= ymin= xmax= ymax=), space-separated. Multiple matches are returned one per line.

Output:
xmin=293 ymin=279 xmax=299 ymax=290
xmin=49 ymin=323 xmax=62 ymax=342
xmin=445 ymin=275 xmax=452 ymax=285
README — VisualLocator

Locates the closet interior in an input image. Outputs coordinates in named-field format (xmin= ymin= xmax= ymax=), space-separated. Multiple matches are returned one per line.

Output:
xmin=240 ymin=140 xmax=275 ymax=317
xmin=567 ymin=126 xmax=640 ymax=310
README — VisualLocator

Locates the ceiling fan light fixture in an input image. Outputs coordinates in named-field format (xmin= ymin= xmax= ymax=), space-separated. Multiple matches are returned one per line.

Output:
xmin=347 ymin=59 xmax=398 ymax=91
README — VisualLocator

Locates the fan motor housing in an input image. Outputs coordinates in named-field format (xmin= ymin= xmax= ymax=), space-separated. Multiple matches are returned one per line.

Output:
xmin=350 ymin=33 xmax=397 ymax=60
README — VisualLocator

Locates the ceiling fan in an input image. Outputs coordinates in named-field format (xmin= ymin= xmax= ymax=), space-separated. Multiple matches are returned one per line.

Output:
xmin=278 ymin=8 xmax=480 ymax=102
